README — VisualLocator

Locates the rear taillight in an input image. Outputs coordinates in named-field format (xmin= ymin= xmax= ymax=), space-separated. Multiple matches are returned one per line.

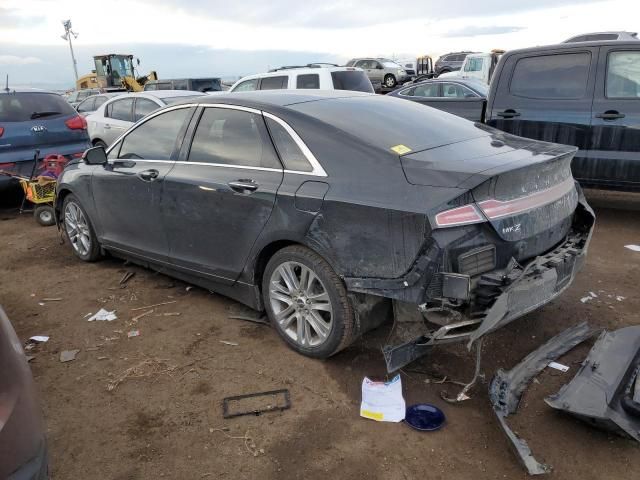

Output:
xmin=435 ymin=204 xmax=485 ymax=227
xmin=65 ymin=115 xmax=87 ymax=130
xmin=0 ymin=127 xmax=4 ymax=137
xmin=72 ymin=152 xmax=84 ymax=158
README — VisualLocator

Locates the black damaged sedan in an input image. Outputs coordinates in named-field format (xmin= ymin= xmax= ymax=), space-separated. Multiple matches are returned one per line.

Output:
xmin=55 ymin=91 xmax=594 ymax=370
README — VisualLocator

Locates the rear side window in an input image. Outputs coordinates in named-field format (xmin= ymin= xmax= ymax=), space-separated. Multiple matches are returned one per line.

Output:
xmin=108 ymin=98 xmax=134 ymax=121
xmin=412 ymin=83 xmax=440 ymax=97
xmin=134 ymin=98 xmax=158 ymax=121
xmin=607 ymin=51 xmax=640 ymax=98
xmin=331 ymin=71 xmax=375 ymax=93
xmin=265 ymin=117 xmax=312 ymax=172
xmin=94 ymin=96 xmax=108 ymax=109
xmin=296 ymin=74 xmax=320 ymax=89
xmin=118 ymin=107 xmax=190 ymax=160
xmin=260 ymin=76 xmax=288 ymax=90
xmin=0 ymin=92 xmax=76 ymax=122
xmin=188 ymin=107 xmax=280 ymax=169
xmin=510 ymin=52 xmax=591 ymax=99
xmin=442 ymin=83 xmax=474 ymax=98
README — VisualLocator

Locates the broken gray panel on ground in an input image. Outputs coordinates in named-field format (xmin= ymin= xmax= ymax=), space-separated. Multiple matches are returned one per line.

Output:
xmin=545 ymin=326 xmax=640 ymax=442
xmin=488 ymin=321 xmax=597 ymax=475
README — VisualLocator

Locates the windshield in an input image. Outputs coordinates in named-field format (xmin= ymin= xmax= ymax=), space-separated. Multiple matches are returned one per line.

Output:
xmin=0 ymin=92 xmax=76 ymax=122
xmin=464 ymin=57 xmax=485 ymax=72
xmin=331 ymin=71 xmax=375 ymax=93
xmin=109 ymin=56 xmax=134 ymax=79
xmin=162 ymin=95 xmax=205 ymax=105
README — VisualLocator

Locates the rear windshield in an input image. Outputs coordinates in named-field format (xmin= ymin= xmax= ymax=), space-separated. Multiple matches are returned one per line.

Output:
xmin=291 ymin=95 xmax=487 ymax=153
xmin=0 ymin=92 xmax=76 ymax=122
xmin=162 ymin=95 xmax=205 ymax=105
xmin=331 ymin=71 xmax=375 ymax=93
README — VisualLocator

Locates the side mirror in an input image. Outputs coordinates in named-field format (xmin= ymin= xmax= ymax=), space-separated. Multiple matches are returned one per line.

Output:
xmin=83 ymin=146 xmax=108 ymax=166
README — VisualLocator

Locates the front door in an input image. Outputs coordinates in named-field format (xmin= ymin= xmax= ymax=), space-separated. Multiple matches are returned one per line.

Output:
xmin=92 ymin=106 xmax=194 ymax=261
xmin=586 ymin=47 xmax=640 ymax=189
xmin=487 ymin=48 xmax=597 ymax=173
xmin=163 ymin=105 xmax=283 ymax=284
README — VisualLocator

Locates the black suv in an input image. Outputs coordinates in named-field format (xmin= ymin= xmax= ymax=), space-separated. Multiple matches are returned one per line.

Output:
xmin=485 ymin=40 xmax=640 ymax=191
xmin=434 ymin=51 xmax=475 ymax=75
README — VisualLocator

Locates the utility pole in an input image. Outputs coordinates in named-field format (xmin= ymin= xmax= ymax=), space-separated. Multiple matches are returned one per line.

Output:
xmin=61 ymin=19 xmax=79 ymax=83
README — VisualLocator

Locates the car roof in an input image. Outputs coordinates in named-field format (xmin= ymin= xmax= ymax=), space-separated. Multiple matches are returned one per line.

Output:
xmin=236 ymin=66 xmax=357 ymax=80
xmin=394 ymin=77 xmax=487 ymax=94
xmin=1 ymin=87 xmax=58 ymax=94
xmin=180 ymin=90 xmax=371 ymax=109
xmin=504 ymin=40 xmax=640 ymax=56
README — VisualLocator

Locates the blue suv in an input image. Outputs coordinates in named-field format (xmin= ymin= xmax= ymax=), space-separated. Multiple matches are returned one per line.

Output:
xmin=0 ymin=88 xmax=90 ymax=187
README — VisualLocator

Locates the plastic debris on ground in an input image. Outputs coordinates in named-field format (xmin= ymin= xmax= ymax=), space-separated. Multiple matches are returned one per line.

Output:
xmin=360 ymin=375 xmax=406 ymax=422
xmin=405 ymin=404 xmax=446 ymax=431
xmin=548 ymin=361 xmax=570 ymax=372
xmin=60 ymin=349 xmax=80 ymax=362
xmin=220 ymin=340 xmax=239 ymax=346
xmin=29 ymin=335 xmax=49 ymax=343
xmin=624 ymin=244 xmax=640 ymax=252
xmin=127 ymin=329 xmax=140 ymax=338
xmin=87 ymin=309 xmax=117 ymax=322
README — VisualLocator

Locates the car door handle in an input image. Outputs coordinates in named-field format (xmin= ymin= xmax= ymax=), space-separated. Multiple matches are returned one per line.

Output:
xmin=228 ymin=180 xmax=258 ymax=193
xmin=497 ymin=110 xmax=521 ymax=118
xmin=138 ymin=169 xmax=159 ymax=182
xmin=595 ymin=111 xmax=625 ymax=120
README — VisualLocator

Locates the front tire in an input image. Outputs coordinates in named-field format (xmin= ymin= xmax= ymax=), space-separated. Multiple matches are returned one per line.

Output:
xmin=384 ymin=74 xmax=397 ymax=88
xmin=93 ymin=139 xmax=107 ymax=149
xmin=34 ymin=205 xmax=55 ymax=226
xmin=262 ymin=246 xmax=355 ymax=358
xmin=62 ymin=194 xmax=101 ymax=261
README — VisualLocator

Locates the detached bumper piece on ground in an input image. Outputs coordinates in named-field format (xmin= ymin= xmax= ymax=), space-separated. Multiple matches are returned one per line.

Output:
xmin=490 ymin=323 xmax=640 ymax=475
xmin=546 ymin=326 xmax=640 ymax=442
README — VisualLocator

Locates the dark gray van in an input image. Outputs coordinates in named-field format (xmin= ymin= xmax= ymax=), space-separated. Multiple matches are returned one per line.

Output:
xmin=486 ymin=40 xmax=640 ymax=191
xmin=144 ymin=78 xmax=222 ymax=93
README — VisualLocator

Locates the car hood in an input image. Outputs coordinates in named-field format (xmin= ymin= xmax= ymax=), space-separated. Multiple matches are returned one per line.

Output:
xmin=400 ymin=128 xmax=577 ymax=189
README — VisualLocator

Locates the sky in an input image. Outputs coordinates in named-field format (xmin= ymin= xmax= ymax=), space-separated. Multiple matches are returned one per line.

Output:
xmin=0 ymin=0 xmax=638 ymax=89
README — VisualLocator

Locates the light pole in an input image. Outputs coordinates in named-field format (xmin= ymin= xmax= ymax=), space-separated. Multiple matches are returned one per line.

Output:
xmin=61 ymin=19 xmax=79 ymax=83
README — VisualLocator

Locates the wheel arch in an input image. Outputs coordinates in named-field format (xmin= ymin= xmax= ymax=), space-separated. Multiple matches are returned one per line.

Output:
xmin=54 ymin=187 xmax=74 ymax=225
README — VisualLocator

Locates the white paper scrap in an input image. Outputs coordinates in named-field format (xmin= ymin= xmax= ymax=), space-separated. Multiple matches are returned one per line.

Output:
xmin=580 ymin=296 xmax=592 ymax=303
xmin=548 ymin=361 xmax=570 ymax=373
xmin=87 ymin=309 xmax=117 ymax=322
xmin=29 ymin=335 xmax=49 ymax=343
xmin=624 ymin=245 xmax=640 ymax=252
xmin=360 ymin=375 xmax=406 ymax=423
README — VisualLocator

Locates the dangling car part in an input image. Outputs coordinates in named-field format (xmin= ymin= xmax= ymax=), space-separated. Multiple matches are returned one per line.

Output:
xmin=546 ymin=326 xmax=640 ymax=441
xmin=488 ymin=322 xmax=597 ymax=475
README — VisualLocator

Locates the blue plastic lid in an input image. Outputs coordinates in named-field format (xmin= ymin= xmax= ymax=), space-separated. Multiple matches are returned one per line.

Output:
xmin=405 ymin=404 xmax=446 ymax=431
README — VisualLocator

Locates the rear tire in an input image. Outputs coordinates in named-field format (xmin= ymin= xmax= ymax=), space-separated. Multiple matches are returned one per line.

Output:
xmin=34 ymin=205 xmax=55 ymax=227
xmin=62 ymin=194 xmax=101 ymax=262
xmin=262 ymin=246 xmax=356 ymax=358
xmin=384 ymin=74 xmax=397 ymax=88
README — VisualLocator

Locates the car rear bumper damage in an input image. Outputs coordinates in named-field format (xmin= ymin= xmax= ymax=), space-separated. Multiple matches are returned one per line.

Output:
xmin=345 ymin=189 xmax=595 ymax=373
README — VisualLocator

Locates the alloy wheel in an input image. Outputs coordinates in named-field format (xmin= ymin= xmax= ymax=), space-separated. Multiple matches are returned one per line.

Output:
xmin=269 ymin=261 xmax=333 ymax=347
xmin=64 ymin=202 xmax=92 ymax=256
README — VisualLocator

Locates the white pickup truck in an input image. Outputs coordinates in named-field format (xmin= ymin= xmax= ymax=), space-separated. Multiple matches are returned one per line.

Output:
xmin=438 ymin=49 xmax=505 ymax=84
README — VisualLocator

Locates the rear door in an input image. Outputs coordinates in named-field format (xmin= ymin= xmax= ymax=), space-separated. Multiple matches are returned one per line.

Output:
xmin=92 ymin=106 xmax=194 ymax=261
xmin=487 ymin=48 xmax=597 ymax=171
xmin=102 ymin=97 xmax=134 ymax=145
xmin=162 ymin=105 xmax=283 ymax=284
xmin=587 ymin=47 xmax=640 ymax=188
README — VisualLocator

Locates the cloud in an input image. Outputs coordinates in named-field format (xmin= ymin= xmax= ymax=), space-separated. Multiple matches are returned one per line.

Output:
xmin=0 ymin=55 xmax=43 ymax=65
xmin=0 ymin=7 xmax=44 ymax=28
xmin=445 ymin=26 xmax=525 ymax=37
xmin=141 ymin=0 xmax=602 ymax=28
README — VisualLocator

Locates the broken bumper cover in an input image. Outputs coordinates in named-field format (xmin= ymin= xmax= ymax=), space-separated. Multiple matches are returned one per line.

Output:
xmin=382 ymin=223 xmax=593 ymax=372
xmin=546 ymin=326 xmax=640 ymax=441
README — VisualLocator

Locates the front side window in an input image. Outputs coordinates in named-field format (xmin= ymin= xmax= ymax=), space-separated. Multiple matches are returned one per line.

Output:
xmin=188 ymin=108 xmax=280 ymax=169
xmin=233 ymin=79 xmax=259 ymax=92
xmin=296 ymin=74 xmax=320 ymax=89
xmin=134 ymin=98 xmax=159 ymax=121
xmin=607 ymin=51 xmax=640 ymax=98
xmin=260 ymin=76 xmax=288 ymax=90
xmin=94 ymin=96 xmax=108 ymax=110
xmin=265 ymin=117 xmax=312 ymax=172
xmin=108 ymin=98 xmax=134 ymax=121
xmin=510 ymin=52 xmax=591 ymax=99
xmin=118 ymin=107 xmax=190 ymax=160
xmin=77 ymin=97 xmax=96 ymax=113
xmin=412 ymin=83 xmax=440 ymax=97
xmin=441 ymin=83 xmax=472 ymax=98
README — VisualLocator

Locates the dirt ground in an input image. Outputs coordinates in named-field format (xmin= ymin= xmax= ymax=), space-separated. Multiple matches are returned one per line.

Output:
xmin=1 ymin=189 xmax=639 ymax=480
